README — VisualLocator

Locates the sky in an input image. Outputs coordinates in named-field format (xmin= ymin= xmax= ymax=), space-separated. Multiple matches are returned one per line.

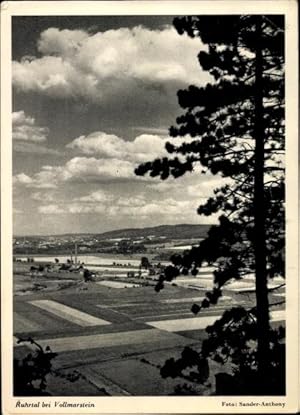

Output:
xmin=12 ymin=15 xmax=224 ymax=236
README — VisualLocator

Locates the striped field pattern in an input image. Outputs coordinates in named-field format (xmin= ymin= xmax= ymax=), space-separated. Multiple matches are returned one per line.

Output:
xmin=29 ymin=300 xmax=111 ymax=326
xmin=14 ymin=328 xmax=193 ymax=353
xmin=146 ymin=309 xmax=285 ymax=332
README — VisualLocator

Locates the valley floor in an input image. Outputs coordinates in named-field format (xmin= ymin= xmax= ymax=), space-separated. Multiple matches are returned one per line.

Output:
xmin=13 ymin=261 xmax=285 ymax=396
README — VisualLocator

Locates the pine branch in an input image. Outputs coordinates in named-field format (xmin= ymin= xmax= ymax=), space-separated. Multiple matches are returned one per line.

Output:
xmin=269 ymin=300 xmax=285 ymax=307
xmin=267 ymin=283 xmax=285 ymax=293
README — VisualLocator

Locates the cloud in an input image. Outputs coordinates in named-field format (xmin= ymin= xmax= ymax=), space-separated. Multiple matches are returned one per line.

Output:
xmin=66 ymin=132 xmax=125 ymax=158
xmin=38 ymin=204 xmax=65 ymax=214
xmin=107 ymin=197 xmax=195 ymax=219
xmin=63 ymin=157 xmax=135 ymax=181
xmin=19 ymin=168 xmax=222 ymax=227
xmin=13 ymin=173 xmax=34 ymax=185
xmin=37 ymin=28 xmax=89 ymax=57
xmin=12 ymin=111 xmax=35 ymax=126
xmin=13 ymin=26 xmax=210 ymax=101
xmin=13 ymin=156 xmax=137 ymax=188
xmin=13 ymin=129 xmax=219 ymax=191
xmin=37 ymin=202 xmax=106 ymax=215
xmin=186 ymin=177 xmax=231 ymax=197
xmin=66 ymin=131 xmax=168 ymax=163
xmin=14 ymin=171 xmax=56 ymax=189
xmin=68 ymin=204 xmax=107 ymax=214
xmin=12 ymin=110 xmax=49 ymax=142
xmin=131 ymin=127 xmax=169 ymax=135
xmin=31 ymin=191 xmax=56 ymax=202
xmin=13 ymin=141 xmax=60 ymax=155
xmin=12 ymin=110 xmax=59 ymax=155
xmin=37 ymin=190 xmax=198 ymax=222
xmin=146 ymin=168 xmax=229 ymax=196
xmin=75 ymin=190 xmax=114 ymax=203
xmin=29 ymin=176 xmax=221 ymax=231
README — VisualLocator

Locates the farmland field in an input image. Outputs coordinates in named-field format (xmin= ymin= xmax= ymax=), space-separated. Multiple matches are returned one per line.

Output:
xmin=13 ymin=258 xmax=285 ymax=396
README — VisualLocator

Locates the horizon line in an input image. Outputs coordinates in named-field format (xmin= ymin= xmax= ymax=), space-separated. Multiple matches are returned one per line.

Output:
xmin=13 ymin=222 xmax=213 ymax=238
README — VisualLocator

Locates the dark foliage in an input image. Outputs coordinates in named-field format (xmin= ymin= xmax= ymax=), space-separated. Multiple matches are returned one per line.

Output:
xmin=140 ymin=256 xmax=151 ymax=269
xmin=160 ymin=309 xmax=285 ymax=395
xmin=83 ymin=268 xmax=95 ymax=282
xmin=135 ymin=15 xmax=285 ymax=395
xmin=14 ymin=337 xmax=81 ymax=396
xmin=14 ymin=338 xmax=57 ymax=395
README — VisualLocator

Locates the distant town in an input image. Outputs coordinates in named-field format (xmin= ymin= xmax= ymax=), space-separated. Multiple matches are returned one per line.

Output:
xmin=13 ymin=224 xmax=210 ymax=258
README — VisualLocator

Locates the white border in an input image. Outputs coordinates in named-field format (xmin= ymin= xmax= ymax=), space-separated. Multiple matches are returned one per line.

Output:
xmin=1 ymin=1 xmax=299 ymax=414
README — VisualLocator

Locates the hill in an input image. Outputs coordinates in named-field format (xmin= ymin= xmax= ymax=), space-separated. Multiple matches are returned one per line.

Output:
xmin=15 ymin=224 xmax=212 ymax=241
xmin=96 ymin=224 xmax=211 ymax=240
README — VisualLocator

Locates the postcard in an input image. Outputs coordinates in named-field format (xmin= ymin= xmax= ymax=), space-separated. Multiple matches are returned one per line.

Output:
xmin=1 ymin=1 xmax=299 ymax=414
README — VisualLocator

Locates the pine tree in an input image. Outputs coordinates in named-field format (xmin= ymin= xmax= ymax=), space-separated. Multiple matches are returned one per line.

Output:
xmin=135 ymin=15 xmax=285 ymax=394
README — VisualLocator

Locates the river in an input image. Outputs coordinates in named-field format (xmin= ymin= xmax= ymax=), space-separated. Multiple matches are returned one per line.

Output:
xmin=15 ymin=254 xmax=169 ymax=268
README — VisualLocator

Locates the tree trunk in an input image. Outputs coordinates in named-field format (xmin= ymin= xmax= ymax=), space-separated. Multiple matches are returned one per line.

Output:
xmin=254 ymin=15 xmax=271 ymax=389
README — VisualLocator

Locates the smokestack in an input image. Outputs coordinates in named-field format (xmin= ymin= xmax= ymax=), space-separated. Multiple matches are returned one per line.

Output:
xmin=75 ymin=242 xmax=78 ymax=265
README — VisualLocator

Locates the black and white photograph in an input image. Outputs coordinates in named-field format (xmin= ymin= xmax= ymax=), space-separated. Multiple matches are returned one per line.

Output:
xmin=1 ymin=1 xmax=299 ymax=413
